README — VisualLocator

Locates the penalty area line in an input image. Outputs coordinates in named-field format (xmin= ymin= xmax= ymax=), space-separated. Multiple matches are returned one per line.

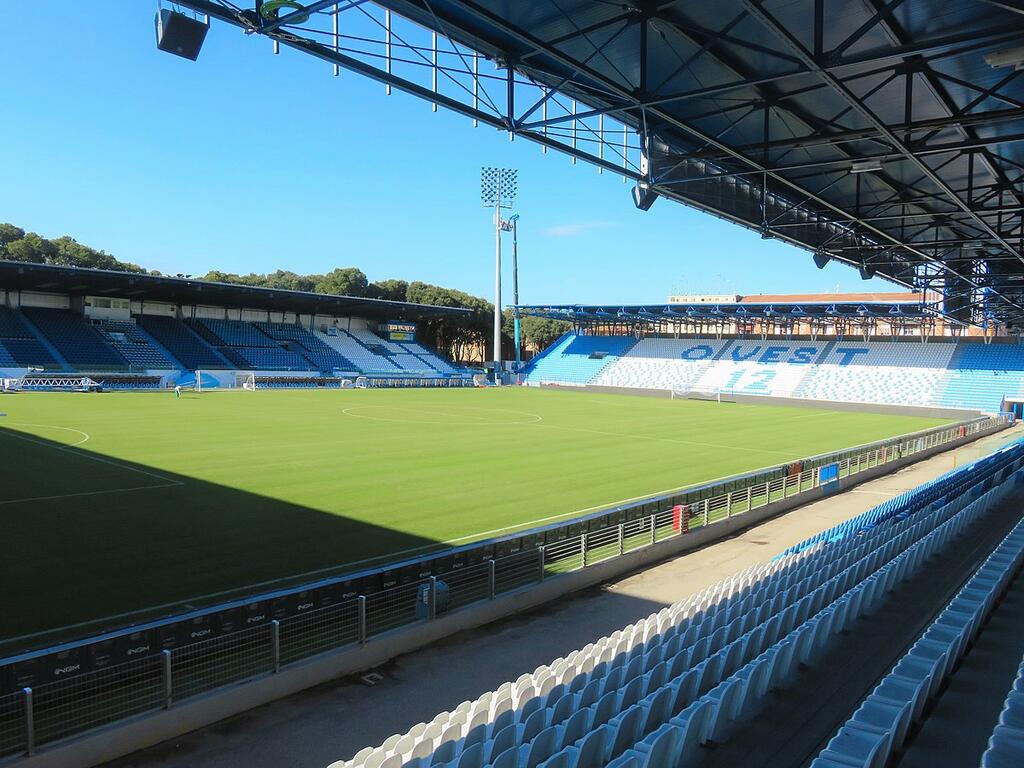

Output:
xmin=0 ymin=427 xmax=184 ymax=486
xmin=0 ymin=482 xmax=183 ymax=506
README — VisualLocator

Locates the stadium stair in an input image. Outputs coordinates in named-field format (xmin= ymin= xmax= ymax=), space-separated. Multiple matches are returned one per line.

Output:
xmin=96 ymin=320 xmax=180 ymax=369
xmin=255 ymin=321 xmax=357 ymax=373
xmin=20 ymin=307 xmax=127 ymax=370
xmin=522 ymin=332 xmax=573 ymax=377
xmin=812 ymin=513 xmax=1024 ymax=768
xmin=136 ymin=315 xmax=234 ymax=370
xmin=332 ymin=442 xmax=1024 ymax=768
xmin=592 ymin=339 xmax=731 ymax=393
xmin=938 ymin=342 xmax=1024 ymax=413
xmin=526 ymin=335 xmax=638 ymax=385
xmin=981 ymin=651 xmax=1024 ymax=767
xmin=0 ymin=307 xmax=64 ymax=369
xmin=790 ymin=341 xmax=837 ymax=399
xmin=315 ymin=328 xmax=403 ymax=374
xmin=182 ymin=318 xmax=318 ymax=371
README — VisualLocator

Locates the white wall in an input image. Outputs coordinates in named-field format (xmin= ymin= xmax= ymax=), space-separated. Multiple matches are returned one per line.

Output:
xmin=18 ymin=291 xmax=70 ymax=309
xmin=133 ymin=301 xmax=176 ymax=317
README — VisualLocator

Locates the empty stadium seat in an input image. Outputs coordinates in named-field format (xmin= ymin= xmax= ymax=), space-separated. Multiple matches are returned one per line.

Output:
xmin=531 ymin=333 xmax=1024 ymax=411
xmin=20 ymin=307 xmax=126 ymax=369
xmin=0 ymin=307 xmax=63 ymax=369
xmin=592 ymin=339 xmax=729 ymax=392
xmin=182 ymin=319 xmax=317 ymax=371
xmin=526 ymin=336 xmax=638 ymax=385
xmin=795 ymin=341 xmax=956 ymax=406
xmin=314 ymin=329 xmax=402 ymax=373
xmin=939 ymin=343 xmax=1024 ymax=412
xmin=136 ymin=315 xmax=232 ymax=370
xmin=335 ymin=442 xmax=1024 ymax=768
xmin=816 ymin=504 xmax=1024 ymax=768
xmin=96 ymin=320 xmax=178 ymax=369
xmin=401 ymin=342 xmax=459 ymax=373
xmin=254 ymin=322 xmax=356 ymax=372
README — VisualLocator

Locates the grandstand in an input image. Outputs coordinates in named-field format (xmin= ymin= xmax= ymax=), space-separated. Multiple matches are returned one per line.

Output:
xmin=0 ymin=261 xmax=470 ymax=387
xmin=520 ymin=300 xmax=1024 ymax=415
xmin=527 ymin=333 xmax=1024 ymax=414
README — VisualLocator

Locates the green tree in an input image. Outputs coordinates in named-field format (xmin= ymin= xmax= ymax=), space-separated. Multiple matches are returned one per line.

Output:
xmin=367 ymin=279 xmax=409 ymax=302
xmin=6 ymin=233 xmax=56 ymax=264
xmin=520 ymin=315 xmax=571 ymax=350
xmin=0 ymin=223 xmax=25 ymax=256
xmin=315 ymin=267 xmax=369 ymax=297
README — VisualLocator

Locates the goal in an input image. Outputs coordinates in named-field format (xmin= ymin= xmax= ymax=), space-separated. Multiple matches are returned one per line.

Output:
xmin=672 ymin=386 xmax=723 ymax=402
xmin=237 ymin=372 xmax=257 ymax=391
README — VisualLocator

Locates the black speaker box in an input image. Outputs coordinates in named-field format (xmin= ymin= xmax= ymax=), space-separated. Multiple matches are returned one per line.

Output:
xmin=632 ymin=183 xmax=659 ymax=211
xmin=156 ymin=9 xmax=209 ymax=61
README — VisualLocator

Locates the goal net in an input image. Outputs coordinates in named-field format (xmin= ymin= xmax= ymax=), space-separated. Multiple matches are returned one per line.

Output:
xmin=237 ymin=373 xmax=257 ymax=391
xmin=672 ymin=386 xmax=723 ymax=402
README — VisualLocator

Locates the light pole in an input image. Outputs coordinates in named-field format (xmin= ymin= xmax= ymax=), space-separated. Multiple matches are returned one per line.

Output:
xmin=481 ymin=167 xmax=517 ymax=382
xmin=509 ymin=214 xmax=522 ymax=374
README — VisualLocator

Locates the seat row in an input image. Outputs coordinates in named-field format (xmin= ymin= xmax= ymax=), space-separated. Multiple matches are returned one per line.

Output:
xmin=600 ymin=473 xmax=1015 ymax=768
xmin=982 ymin=655 xmax=1024 ymax=767
xmin=334 ymin=441 xmax=1024 ymax=768
xmin=813 ymin=509 xmax=1024 ymax=768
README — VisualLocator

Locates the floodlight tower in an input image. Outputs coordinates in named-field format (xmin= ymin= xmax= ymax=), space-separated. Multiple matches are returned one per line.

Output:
xmin=481 ymin=167 xmax=517 ymax=380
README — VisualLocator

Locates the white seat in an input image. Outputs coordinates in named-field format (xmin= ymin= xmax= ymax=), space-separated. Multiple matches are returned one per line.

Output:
xmin=705 ymin=677 xmax=744 ymax=743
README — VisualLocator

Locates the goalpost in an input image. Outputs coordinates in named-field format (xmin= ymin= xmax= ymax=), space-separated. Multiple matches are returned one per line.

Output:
xmin=237 ymin=372 xmax=257 ymax=391
xmin=671 ymin=386 xmax=723 ymax=403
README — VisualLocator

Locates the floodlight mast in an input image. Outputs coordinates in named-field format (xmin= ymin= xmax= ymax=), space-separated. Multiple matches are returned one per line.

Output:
xmin=481 ymin=167 xmax=517 ymax=382
xmin=509 ymin=214 xmax=521 ymax=374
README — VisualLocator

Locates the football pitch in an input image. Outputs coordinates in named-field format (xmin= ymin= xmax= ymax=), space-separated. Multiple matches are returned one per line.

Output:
xmin=1 ymin=387 xmax=951 ymax=652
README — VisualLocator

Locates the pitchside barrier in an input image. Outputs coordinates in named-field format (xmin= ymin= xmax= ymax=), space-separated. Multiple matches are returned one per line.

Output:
xmin=0 ymin=414 xmax=1011 ymax=760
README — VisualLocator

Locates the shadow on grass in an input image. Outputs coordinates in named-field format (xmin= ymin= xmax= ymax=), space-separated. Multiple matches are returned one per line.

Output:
xmin=0 ymin=425 xmax=445 ymax=654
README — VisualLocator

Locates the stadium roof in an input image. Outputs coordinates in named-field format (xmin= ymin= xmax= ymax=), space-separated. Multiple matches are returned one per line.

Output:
xmin=0 ymin=261 xmax=471 ymax=321
xmin=176 ymin=1 xmax=1024 ymax=328
xmin=517 ymin=301 xmax=939 ymax=323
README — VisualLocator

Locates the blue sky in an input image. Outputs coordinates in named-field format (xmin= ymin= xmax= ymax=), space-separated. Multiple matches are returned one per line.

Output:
xmin=0 ymin=4 xmax=899 ymax=305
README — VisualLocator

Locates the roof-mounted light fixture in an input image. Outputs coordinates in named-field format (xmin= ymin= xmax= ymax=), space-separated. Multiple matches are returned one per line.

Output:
xmin=849 ymin=159 xmax=883 ymax=174
xmin=985 ymin=46 xmax=1024 ymax=70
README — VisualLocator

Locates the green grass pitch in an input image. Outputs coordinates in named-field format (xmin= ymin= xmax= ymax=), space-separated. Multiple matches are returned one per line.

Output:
xmin=0 ymin=387 xmax=950 ymax=652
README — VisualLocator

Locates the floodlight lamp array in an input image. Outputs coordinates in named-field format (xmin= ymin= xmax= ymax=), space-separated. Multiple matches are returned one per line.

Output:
xmin=481 ymin=166 xmax=517 ymax=208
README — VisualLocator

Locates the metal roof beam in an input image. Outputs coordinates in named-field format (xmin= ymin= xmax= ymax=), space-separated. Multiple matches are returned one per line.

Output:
xmin=740 ymin=0 xmax=1024 ymax=268
xmin=688 ymin=108 xmax=1024 ymax=161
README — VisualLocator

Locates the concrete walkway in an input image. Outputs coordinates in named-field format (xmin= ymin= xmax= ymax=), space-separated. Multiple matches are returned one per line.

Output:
xmin=105 ymin=426 xmax=1024 ymax=768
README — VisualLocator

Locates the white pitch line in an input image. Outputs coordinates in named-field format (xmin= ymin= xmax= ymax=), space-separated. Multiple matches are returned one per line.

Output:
xmin=0 ymin=426 xmax=183 ymax=486
xmin=0 ymin=482 xmax=182 ymax=506
xmin=8 ymin=423 xmax=91 ymax=446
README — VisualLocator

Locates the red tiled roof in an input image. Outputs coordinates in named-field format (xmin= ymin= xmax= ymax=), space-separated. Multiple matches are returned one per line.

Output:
xmin=737 ymin=292 xmax=925 ymax=304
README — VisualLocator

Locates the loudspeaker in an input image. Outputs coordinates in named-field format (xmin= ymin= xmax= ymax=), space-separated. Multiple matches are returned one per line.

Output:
xmin=156 ymin=9 xmax=209 ymax=61
xmin=859 ymin=263 xmax=876 ymax=280
xmin=632 ymin=182 xmax=658 ymax=211
xmin=813 ymin=252 xmax=830 ymax=269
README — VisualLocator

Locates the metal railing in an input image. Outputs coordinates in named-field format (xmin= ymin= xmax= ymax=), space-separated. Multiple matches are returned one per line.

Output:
xmin=0 ymin=413 xmax=1010 ymax=761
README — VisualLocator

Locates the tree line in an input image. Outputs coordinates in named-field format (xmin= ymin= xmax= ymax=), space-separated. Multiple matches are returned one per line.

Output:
xmin=0 ymin=223 xmax=569 ymax=361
